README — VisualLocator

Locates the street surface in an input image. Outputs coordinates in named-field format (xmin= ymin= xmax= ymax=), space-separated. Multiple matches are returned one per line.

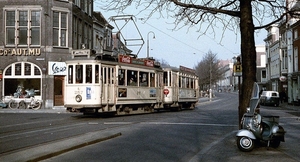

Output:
xmin=0 ymin=92 xmax=299 ymax=162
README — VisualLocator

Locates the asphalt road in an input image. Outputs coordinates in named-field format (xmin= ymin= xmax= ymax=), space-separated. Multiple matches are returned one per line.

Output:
xmin=0 ymin=92 xmax=299 ymax=162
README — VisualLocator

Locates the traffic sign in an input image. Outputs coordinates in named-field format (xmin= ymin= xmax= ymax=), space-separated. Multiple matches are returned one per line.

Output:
xmin=233 ymin=63 xmax=242 ymax=76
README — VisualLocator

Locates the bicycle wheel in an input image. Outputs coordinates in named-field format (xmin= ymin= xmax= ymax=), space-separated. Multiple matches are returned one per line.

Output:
xmin=18 ymin=100 xmax=26 ymax=109
xmin=9 ymin=100 xmax=19 ymax=109
xmin=31 ymin=101 xmax=42 ymax=110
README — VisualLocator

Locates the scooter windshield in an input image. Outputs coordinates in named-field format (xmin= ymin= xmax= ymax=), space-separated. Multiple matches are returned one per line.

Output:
xmin=248 ymin=82 xmax=260 ymax=114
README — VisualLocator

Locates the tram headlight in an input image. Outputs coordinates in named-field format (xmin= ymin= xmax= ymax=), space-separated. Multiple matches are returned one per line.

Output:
xmin=75 ymin=95 xmax=82 ymax=102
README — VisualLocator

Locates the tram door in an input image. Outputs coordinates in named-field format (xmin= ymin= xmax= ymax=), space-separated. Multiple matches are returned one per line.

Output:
xmin=157 ymin=72 xmax=163 ymax=103
xmin=102 ymin=66 xmax=116 ymax=106
xmin=172 ymin=71 xmax=179 ymax=102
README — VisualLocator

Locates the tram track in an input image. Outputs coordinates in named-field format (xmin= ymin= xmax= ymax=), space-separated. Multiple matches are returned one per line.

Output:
xmin=0 ymin=114 xmax=137 ymax=157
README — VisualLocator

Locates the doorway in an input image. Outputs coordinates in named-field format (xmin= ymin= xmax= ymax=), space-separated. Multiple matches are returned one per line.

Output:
xmin=54 ymin=76 xmax=64 ymax=106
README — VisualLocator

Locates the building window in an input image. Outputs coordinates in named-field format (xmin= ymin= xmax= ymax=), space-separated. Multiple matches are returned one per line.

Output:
xmin=262 ymin=70 xmax=266 ymax=78
xmin=53 ymin=11 xmax=68 ymax=47
xmin=5 ymin=9 xmax=41 ymax=46
xmin=3 ymin=62 xmax=42 ymax=97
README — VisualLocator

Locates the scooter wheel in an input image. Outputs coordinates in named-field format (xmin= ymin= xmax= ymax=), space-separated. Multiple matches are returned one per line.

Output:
xmin=271 ymin=140 xmax=281 ymax=148
xmin=237 ymin=136 xmax=255 ymax=152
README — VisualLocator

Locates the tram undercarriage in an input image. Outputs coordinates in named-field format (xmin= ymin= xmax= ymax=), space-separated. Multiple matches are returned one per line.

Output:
xmin=66 ymin=101 xmax=196 ymax=116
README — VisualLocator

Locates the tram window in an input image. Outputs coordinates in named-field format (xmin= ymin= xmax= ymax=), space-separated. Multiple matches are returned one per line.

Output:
xmin=186 ymin=78 xmax=190 ymax=88
xmin=150 ymin=73 xmax=155 ymax=87
xmin=102 ymin=67 xmax=106 ymax=84
xmin=139 ymin=72 xmax=148 ymax=87
xmin=127 ymin=70 xmax=137 ymax=86
xmin=86 ymin=65 xmax=92 ymax=83
xmin=95 ymin=65 xmax=99 ymax=83
xmin=179 ymin=76 xmax=182 ymax=88
xmin=68 ymin=65 xmax=73 ymax=84
xmin=76 ymin=65 xmax=83 ymax=83
xmin=182 ymin=77 xmax=186 ymax=88
xmin=118 ymin=69 xmax=125 ymax=86
xmin=163 ymin=72 xmax=168 ymax=86
xmin=169 ymin=72 xmax=172 ymax=86
xmin=111 ymin=68 xmax=115 ymax=84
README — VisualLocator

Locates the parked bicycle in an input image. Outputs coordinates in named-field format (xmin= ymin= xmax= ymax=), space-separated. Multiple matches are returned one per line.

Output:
xmin=27 ymin=96 xmax=42 ymax=110
xmin=8 ymin=86 xmax=42 ymax=110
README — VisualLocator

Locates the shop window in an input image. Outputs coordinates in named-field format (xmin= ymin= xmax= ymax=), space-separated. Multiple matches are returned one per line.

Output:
xmin=34 ymin=66 xmax=41 ymax=75
xmin=3 ymin=62 xmax=42 ymax=97
xmin=15 ymin=63 xmax=21 ymax=75
xmin=25 ymin=63 xmax=31 ymax=75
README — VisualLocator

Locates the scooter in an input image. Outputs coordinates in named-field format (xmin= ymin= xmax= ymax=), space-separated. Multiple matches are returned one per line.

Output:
xmin=236 ymin=82 xmax=286 ymax=152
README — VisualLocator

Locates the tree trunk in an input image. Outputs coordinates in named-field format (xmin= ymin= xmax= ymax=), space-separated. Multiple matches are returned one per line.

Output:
xmin=239 ymin=0 xmax=257 ymax=129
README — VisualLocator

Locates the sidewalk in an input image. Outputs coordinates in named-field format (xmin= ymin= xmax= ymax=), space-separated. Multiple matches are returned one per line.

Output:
xmin=0 ymin=106 xmax=67 ymax=114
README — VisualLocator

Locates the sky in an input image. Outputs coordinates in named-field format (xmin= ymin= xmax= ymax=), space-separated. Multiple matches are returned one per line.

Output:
xmin=94 ymin=2 xmax=267 ymax=69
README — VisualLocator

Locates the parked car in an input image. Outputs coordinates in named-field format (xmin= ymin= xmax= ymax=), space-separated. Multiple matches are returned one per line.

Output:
xmin=260 ymin=91 xmax=280 ymax=106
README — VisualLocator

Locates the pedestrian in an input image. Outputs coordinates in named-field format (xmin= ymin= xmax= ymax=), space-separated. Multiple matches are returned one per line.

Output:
xmin=279 ymin=91 xmax=286 ymax=103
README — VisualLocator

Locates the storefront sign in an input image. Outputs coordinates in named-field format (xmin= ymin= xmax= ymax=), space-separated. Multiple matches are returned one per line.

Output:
xmin=279 ymin=76 xmax=287 ymax=82
xmin=48 ymin=61 xmax=67 ymax=75
xmin=0 ymin=48 xmax=41 ymax=56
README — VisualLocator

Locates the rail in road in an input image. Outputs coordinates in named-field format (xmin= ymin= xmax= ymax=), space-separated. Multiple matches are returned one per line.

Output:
xmin=1 ymin=93 xmax=300 ymax=161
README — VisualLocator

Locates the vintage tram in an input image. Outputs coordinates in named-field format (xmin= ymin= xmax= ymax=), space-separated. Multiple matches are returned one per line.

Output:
xmin=64 ymin=51 xmax=199 ymax=115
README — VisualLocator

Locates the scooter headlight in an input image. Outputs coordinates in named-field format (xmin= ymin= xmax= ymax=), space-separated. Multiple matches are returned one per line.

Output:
xmin=272 ymin=126 xmax=279 ymax=133
xmin=75 ymin=95 xmax=82 ymax=102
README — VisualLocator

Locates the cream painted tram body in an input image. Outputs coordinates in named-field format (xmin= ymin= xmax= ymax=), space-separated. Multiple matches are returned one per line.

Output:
xmin=162 ymin=66 xmax=199 ymax=110
xmin=64 ymin=54 xmax=199 ymax=115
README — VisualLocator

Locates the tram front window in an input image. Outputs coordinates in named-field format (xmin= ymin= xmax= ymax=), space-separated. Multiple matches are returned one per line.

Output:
xmin=68 ymin=65 xmax=73 ymax=84
xmin=76 ymin=65 xmax=83 ymax=83
xmin=95 ymin=65 xmax=99 ymax=83
xmin=86 ymin=65 xmax=92 ymax=83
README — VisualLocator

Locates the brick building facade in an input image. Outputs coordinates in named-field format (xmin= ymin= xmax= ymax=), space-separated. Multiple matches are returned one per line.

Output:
xmin=0 ymin=0 xmax=112 ymax=108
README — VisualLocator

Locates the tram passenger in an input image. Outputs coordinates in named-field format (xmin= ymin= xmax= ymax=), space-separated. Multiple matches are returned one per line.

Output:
xmin=129 ymin=78 xmax=137 ymax=86
xmin=140 ymin=78 xmax=148 ymax=86
xmin=119 ymin=77 xmax=124 ymax=85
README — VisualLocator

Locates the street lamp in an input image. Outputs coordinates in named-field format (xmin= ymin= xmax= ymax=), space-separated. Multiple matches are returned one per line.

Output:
xmin=147 ymin=31 xmax=155 ymax=58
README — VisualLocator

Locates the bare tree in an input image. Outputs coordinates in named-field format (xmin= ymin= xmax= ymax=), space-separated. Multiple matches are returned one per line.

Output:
xmin=195 ymin=50 xmax=225 ymax=91
xmin=97 ymin=0 xmax=295 ymax=126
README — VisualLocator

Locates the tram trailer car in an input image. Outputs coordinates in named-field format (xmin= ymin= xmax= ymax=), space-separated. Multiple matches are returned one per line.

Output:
xmin=64 ymin=53 xmax=199 ymax=115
